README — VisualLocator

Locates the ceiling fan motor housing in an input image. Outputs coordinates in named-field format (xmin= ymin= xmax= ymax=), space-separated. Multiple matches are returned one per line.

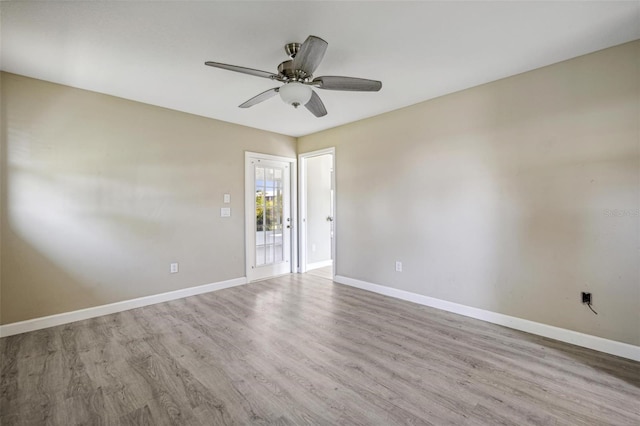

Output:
xmin=278 ymin=60 xmax=310 ymax=81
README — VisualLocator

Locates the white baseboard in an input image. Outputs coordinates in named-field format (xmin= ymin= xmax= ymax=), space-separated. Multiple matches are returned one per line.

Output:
xmin=334 ymin=275 xmax=640 ymax=362
xmin=0 ymin=277 xmax=247 ymax=338
xmin=306 ymin=260 xmax=333 ymax=271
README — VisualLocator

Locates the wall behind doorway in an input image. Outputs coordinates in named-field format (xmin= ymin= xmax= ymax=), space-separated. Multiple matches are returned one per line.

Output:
xmin=305 ymin=154 xmax=333 ymax=267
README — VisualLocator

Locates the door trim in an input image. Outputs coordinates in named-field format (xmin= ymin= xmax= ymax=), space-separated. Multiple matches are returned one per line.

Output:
xmin=245 ymin=152 xmax=297 ymax=282
xmin=298 ymin=147 xmax=336 ymax=277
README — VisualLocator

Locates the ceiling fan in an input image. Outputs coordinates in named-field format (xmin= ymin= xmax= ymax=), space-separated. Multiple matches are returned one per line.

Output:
xmin=205 ymin=35 xmax=382 ymax=118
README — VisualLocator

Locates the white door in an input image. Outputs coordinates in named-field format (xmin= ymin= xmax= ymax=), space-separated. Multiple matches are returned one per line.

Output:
xmin=246 ymin=154 xmax=293 ymax=281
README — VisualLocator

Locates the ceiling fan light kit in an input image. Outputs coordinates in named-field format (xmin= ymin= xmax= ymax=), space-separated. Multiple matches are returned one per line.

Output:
xmin=279 ymin=81 xmax=312 ymax=108
xmin=205 ymin=35 xmax=382 ymax=117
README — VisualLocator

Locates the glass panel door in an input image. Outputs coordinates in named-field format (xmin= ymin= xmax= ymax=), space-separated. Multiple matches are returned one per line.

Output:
xmin=245 ymin=155 xmax=292 ymax=282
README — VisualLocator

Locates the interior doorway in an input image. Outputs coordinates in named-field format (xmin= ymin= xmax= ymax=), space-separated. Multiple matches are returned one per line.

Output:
xmin=245 ymin=152 xmax=297 ymax=282
xmin=299 ymin=148 xmax=335 ymax=279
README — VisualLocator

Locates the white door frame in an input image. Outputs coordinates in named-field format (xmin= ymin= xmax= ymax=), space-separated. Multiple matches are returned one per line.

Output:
xmin=298 ymin=147 xmax=336 ymax=277
xmin=245 ymin=152 xmax=297 ymax=281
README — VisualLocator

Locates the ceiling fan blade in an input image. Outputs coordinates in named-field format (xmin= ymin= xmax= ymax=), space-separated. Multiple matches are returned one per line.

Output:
xmin=205 ymin=61 xmax=276 ymax=79
xmin=293 ymin=36 xmax=328 ymax=76
xmin=239 ymin=87 xmax=280 ymax=108
xmin=313 ymin=76 xmax=382 ymax=92
xmin=305 ymin=91 xmax=327 ymax=117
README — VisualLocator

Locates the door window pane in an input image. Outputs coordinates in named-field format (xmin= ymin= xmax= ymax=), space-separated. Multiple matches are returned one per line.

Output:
xmin=255 ymin=165 xmax=284 ymax=267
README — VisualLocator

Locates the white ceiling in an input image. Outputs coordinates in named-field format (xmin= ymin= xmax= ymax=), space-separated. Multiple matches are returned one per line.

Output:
xmin=1 ymin=1 xmax=639 ymax=137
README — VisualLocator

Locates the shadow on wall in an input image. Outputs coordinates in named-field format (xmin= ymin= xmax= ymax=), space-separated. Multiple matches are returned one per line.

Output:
xmin=0 ymin=74 xmax=253 ymax=324
xmin=1 ymin=229 xmax=101 ymax=324
xmin=1 ymin=92 xmax=168 ymax=323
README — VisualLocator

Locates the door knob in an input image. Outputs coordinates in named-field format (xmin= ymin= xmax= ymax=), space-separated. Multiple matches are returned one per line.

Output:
xmin=326 ymin=216 xmax=334 ymax=222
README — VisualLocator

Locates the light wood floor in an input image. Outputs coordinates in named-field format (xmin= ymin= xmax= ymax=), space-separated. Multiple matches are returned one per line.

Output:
xmin=305 ymin=265 xmax=333 ymax=280
xmin=1 ymin=274 xmax=639 ymax=425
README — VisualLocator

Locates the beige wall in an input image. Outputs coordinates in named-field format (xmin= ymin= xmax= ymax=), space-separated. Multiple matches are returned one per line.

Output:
xmin=0 ymin=72 xmax=296 ymax=324
xmin=299 ymin=41 xmax=640 ymax=346
xmin=2 ymin=41 xmax=639 ymax=347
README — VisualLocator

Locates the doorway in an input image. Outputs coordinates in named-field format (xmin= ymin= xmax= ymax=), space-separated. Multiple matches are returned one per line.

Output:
xmin=245 ymin=152 xmax=297 ymax=282
xmin=299 ymin=148 xmax=335 ymax=278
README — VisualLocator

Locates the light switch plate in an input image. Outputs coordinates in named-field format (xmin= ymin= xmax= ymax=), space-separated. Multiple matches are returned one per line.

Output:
xmin=223 ymin=193 xmax=230 ymax=203
xmin=221 ymin=207 xmax=231 ymax=217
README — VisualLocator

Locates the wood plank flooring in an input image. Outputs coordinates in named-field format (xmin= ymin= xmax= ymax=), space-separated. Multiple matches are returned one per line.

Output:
xmin=1 ymin=274 xmax=639 ymax=425
xmin=305 ymin=266 xmax=333 ymax=280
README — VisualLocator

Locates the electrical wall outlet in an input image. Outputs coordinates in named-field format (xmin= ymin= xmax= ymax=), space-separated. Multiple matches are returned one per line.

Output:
xmin=581 ymin=292 xmax=592 ymax=304
xmin=170 ymin=263 xmax=179 ymax=274
xmin=395 ymin=261 xmax=402 ymax=272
